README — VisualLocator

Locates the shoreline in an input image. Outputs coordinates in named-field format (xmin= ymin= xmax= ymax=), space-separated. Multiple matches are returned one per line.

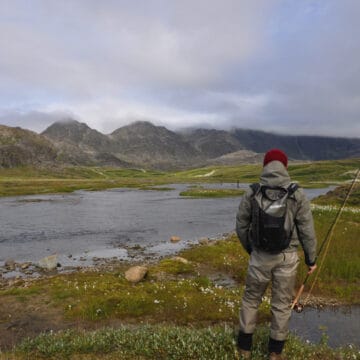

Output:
xmin=1 ymin=236 xmax=357 ymax=308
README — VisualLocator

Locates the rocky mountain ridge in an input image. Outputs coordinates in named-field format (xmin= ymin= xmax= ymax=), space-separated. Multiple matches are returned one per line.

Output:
xmin=0 ymin=119 xmax=359 ymax=169
xmin=0 ymin=125 xmax=57 ymax=167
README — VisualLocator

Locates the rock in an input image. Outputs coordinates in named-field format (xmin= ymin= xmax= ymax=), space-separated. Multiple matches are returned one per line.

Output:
xmin=125 ymin=266 xmax=148 ymax=283
xmin=199 ymin=237 xmax=209 ymax=245
xmin=170 ymin=236 xmax=181 ymax=243
xmin=4 ymin=259 xmax=16 ymax=271
xmin=171 ymin=256 xmax=189 ymax=264
xmin=20 ymin=262 xmax=32 ymax=270
xmin=38 ymin=254 xmax=58 ymax=270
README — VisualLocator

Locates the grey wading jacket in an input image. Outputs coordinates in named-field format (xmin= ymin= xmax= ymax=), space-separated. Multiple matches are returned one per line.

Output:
xmin=236 ymin=161 xmax=317 ymax=265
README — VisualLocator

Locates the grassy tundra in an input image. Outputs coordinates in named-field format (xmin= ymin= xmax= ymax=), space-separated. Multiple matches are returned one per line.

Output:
xmin=0 ymin=158 xmax=359 ymax=359
xmin=0 ymin=158 xmax=359 ymax=197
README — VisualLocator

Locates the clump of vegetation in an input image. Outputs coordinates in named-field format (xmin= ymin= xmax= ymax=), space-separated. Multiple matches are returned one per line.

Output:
xmin=11 ymin=325 xmax=359 ymax=360
xmin=312 ymin=183 xmax=360 ymax=207
xmin=150 ymin=258 xmax=196 ymax=276
xmin=180 ymin=187 xmax=245 ymax=198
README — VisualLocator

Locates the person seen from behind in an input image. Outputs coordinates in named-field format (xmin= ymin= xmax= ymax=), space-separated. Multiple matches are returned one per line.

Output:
xmin=235 ymin=149 xmax=317 ymax=360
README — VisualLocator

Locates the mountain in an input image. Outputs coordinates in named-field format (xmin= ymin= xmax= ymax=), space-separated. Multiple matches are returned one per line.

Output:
xmin=42 ymin=119 xmax=114 ymax=153
xmin=42 ymin=119 xmax=130 ymax=167
xmin=110 ymin=121 xmax=202 ymax=169
xmin=180 ymin=129 xmax=244 ymax=158
xmin=206 ymin=150 xmax=264 ymax=166
xmin=0 ymin=125 xmax=57 ymax=167
xmin=1 ymin=119 xmax=358 ymax=169
xmin=230 ymin=129 xmax=360 ymax=161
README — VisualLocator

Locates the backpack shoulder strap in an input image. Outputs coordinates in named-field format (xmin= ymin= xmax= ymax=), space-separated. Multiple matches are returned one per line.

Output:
xmin=250 ymin=183 xmax=261 ymax=196
xmin=287 ymin=183 xmax=299 ymax=197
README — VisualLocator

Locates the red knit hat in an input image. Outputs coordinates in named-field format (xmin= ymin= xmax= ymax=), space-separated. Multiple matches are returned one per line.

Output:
xmin=263 ymin=148 xmax=288 ymax=167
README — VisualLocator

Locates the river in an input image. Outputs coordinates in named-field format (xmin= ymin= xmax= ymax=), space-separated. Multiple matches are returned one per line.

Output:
xmin=0 ymin=183 xmax=330 ymax=265
xmin=0 ymin=183 xmax=358 ymax=348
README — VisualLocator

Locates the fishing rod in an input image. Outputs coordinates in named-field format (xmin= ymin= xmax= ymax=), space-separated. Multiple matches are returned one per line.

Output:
xmin=291 ymin=168 xmax=360 ymax=313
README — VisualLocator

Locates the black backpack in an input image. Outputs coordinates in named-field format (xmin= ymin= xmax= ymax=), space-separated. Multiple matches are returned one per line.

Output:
xmin=250 ymin=183 xmax=298 ymax=253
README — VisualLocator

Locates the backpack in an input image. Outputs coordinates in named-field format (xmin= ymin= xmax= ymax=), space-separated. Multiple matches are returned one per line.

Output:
xmin=250 ymin=182 xmax=298 ymax=253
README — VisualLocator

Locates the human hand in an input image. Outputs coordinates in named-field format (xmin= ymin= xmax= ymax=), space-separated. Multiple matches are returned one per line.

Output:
xmin=307 ymin=264 xmax=317 ymax=275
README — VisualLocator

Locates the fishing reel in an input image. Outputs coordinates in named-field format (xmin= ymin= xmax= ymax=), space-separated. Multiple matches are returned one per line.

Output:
xmin=292 ymin=302 xmax=304 ymax=313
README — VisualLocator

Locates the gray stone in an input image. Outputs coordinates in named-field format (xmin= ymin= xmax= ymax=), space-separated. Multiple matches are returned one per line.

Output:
xmin=171 ymin=256 xmax=189 ymax=264
xmin=199 ymin=237 xmax=210 ymax=245
xmin=38 ymin=254 xmax=58 ymax=270
xmin=125 ymin=266 xmax=148 ymax=283
xmin=4 ymin=259 xmax=16 ymax=271
xmin=20 ymin=262 xmax=32 ymax=270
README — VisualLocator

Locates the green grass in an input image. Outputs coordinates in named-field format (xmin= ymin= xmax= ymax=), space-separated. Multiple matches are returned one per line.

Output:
xmin=179 ymin=234 xmax=249 ymax=282
xmin=0 ymin=158 xmax=358 ymax=197
xmin=173 ymin=158 xmax=360 ymax=186
xmin=313 ymin=183 xmax=360 ymax=207
xmin=150 ymin=258 xmax=197 ymax=276
xmin=8 ymin=325 xmax=358 ymax=360
xmin=41 ymin=272 xmax=243 ymax=323
xmin=180 ymin=187 xmax=245 ymax=198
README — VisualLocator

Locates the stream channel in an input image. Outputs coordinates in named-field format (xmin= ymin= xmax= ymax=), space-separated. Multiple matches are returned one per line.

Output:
xmin=0 ymin=183 xmax=358 ymax=348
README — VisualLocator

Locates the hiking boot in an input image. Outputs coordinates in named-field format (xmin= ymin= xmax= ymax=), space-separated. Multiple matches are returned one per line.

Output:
xmin=269 ymin=352 xmax=285 ymax=360
xmin=238 ymin=349 xmax=251 ymax=359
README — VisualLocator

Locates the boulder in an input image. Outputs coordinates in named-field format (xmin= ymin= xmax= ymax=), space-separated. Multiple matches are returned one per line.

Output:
xmin=125 ymin=266 xmax=148 ymax=283
xmin=20 ymin=262 xmax=32 ymax=270
xmin=170 ymin=236 xmax=181 ymax=243
xmin=38 ymin=254 xmax=58 ymax=270
xmin=171 ymin=256 xmax=189 ymax=264
xmin=199 ymin=237 xmax=210 ymax=245
xmin=4 ymin=259 xmax=16 ymax=271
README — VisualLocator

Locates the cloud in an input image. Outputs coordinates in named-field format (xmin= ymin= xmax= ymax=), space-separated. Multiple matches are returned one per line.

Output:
xmin=0 ymin=1 xmax=359 ymax=137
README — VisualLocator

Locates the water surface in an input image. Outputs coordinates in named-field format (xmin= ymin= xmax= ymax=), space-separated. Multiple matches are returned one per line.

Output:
xmin=0 ymin=183 xmax=331 ymax=264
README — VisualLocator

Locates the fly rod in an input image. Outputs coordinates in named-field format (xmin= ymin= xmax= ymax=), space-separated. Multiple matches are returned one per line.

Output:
xmin=291 ymin=168 xmax=359 ymax=312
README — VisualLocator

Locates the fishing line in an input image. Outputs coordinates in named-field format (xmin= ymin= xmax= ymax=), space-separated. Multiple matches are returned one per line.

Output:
xmin=291 ymin=168 xmax=359 ymax=312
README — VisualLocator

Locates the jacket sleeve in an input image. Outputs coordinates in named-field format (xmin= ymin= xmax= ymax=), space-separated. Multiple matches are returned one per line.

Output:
xmin=294 ymin=189 xmax=317 ymax=266
xmin=236 ymin=189 xmax=253 ymax=254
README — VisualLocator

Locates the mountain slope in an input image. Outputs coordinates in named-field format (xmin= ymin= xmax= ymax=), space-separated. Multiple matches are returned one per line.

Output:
xmin=3 ymin=119 xmax=357 ymax=169
xmin=42 ymin=119 xmax=114 ymax=153
xmin=230 ymin=129 xmax=360 ymax=161
xmin=181 ymin=129 xmax=244 ymax=158
xmin=0 ymin=125 xmax=57 ymax=167
xmin=110 ymin=121 xmax=203 ymax=168
xmin=42 ymin=119 xmax=131 ymax=166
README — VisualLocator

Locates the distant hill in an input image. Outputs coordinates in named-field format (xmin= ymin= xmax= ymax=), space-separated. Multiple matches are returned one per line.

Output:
xmin=1 ymin=119 xmax=359 ymax=169
xmin=0 ymin=125 xmax=57 ymax=167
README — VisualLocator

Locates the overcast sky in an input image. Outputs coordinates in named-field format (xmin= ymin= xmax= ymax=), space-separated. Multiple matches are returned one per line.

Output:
xmin=0 ymin=0 xmax=359 ymax=137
